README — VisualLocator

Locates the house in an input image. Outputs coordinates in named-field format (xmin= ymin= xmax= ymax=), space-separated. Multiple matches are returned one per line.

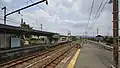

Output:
xmin=95 ymin=35 xmax=104 ymax=42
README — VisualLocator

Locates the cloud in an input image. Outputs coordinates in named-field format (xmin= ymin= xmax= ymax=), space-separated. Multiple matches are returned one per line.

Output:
xmin=0 ymin=0 xmax=113 ymax=36
xmin=0 ymin=0 xmax=12 ymax=7
xmin=73 ymin=22 xmax=88 ymax=28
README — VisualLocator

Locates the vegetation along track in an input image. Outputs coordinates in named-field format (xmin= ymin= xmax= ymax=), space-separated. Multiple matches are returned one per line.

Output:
xmin=0 ymin=42 xmax=74 ymax=68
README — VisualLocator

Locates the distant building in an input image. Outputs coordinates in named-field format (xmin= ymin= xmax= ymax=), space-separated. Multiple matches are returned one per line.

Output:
xmin=95 ymin=35 xmax=104 ymax=42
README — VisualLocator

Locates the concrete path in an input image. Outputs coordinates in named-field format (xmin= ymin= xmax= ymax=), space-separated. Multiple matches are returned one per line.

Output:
xmin=75 ymin=42 xmax=113 ymax=68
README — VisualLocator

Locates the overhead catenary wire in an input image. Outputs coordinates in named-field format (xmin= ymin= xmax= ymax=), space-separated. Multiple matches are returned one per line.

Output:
xmin=29 ymin=0 xmax=53 ymax=16
xmin=86 ymin=0 xmax=95 ymax=29
xmin=0 ymin=15 xmax=20 ymax=24
xmin=7 ymin=17 xmax=20 ymax=22
xmin=6 ymin=18 xmax=20 ymax=24
xmin=89 ymin=0 xmax=109 ymax=29
xmin=29 ymin=0 xmax=59 ymax=22
xmin=18 ymin=12 xmax=44 ymax=29
xmin=0 ymin=17 xmax=20 ymax=24
xmin=91 ymin=0 xmax=105 ymax=27
xmin=0 ymin=0 xmax=33 ymax=24
xmin=29 ymin=0 xmax=60 ymax=23
xmin=20 ymin=0 xmax=29 ymax=6
xmin=85 ymin=0 xmax=95 ymax=36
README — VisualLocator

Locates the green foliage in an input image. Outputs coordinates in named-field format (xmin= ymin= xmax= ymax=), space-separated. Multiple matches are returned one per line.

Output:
xmin=29 ymin=38 xmax=44 ymax=44
xmin=20 ymin=22 xmax=33 ymax=30
xmin=71 ymin=36 xmax=78 ymax=41
xmin=103 ymin=36 xmax=113 ymax=44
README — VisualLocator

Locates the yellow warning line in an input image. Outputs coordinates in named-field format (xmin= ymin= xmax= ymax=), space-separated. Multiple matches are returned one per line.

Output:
xmin=67 ymin=49 xmax=81 ymax=68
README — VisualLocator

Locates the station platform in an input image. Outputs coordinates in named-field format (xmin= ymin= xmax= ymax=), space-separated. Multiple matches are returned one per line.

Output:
xmin=67 ymin=42 xmax=113 ymax=68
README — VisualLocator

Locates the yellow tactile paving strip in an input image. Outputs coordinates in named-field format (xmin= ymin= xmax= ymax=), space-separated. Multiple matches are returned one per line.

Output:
xmin=67 ymin=49 xmax=81 ymax=68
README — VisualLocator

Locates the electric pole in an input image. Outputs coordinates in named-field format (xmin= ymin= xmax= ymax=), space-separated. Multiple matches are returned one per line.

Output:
xmin=93 ymin=32 xmax=94 ymax=37
xmin=97 ymin=28 xmax=99 ymax=36
xmin=40 ymin=24 xmax=42 ymax=31
xmin=2 ymin=7 xmax=6 ymax=48
xmin=86 ymin=31 xmax=87 ymax=37
xmin=113 ymin=0 xmax=119 ymax=68
xmin=67 ymin=30 xmax=71 ymax=41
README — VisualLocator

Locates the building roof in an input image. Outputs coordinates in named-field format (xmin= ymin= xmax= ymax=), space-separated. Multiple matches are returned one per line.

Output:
xmin=0 ymin=24 xmax=58 ymax=36
xmin=96 ymin=35 xmax=103 ymax=37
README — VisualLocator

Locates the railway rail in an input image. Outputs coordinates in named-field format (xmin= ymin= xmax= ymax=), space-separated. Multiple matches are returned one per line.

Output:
xmin=0 ymin=42 xmax=77 ymax=68
xmin=43 ymin=45 xmax=76 ymax=68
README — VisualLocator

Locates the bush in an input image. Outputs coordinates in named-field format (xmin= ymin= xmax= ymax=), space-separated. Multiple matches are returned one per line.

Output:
xmin=103 ymin=36 xmax=113 ymax=44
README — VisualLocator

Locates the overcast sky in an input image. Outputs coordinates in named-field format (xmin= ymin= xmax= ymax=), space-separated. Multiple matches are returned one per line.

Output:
xmin=0 ymin=0 xmax=113 ymax=36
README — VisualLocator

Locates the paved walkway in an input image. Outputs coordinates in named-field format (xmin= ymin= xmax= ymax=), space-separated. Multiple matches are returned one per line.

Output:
xmin=89 ymin=40 xmax=120 ymax=51
xmin=75 ymin=43 xmax=112 ymax=68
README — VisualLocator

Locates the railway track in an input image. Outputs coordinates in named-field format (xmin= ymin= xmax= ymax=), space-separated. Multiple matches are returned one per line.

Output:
xmin=43 ymin=45 xmax=76 ymax=68
xmin=24 ymin=43 xmax=76 ymax=68
xmin=0 ymin=42 xmax=75 ymax=68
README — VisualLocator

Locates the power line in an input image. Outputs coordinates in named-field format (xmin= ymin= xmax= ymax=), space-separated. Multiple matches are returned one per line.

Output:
xmin=0 ymin=16 xmax=20 ymax=24
xmin=6 ymin=19 xmax=20 ymax=24
xmin=7 ymin=17 xmax=20 ymax=22
xmin=91 ymin=0 xmax=105 ymax=26
xmin=29 ymin=0 xmax=60 ymax=22
xmin=1 ymin=12 xmax=36 ymax=25
xmin=0 ymin=17 xmax=20 ymax=24
xmin=11 ymin=0 xmax=30 ymax=10
xmin=85 ymin=0 xmax=95 ymax=36
xmin=89 ymin=0 xmax=109 ymax=29
xmin=86 ymin=0 xmax=95 ymax=29
xmin=29 ymin=0 xmax=52 ymax=16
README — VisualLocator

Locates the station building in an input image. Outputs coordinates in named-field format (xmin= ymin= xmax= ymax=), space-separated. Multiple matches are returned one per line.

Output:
xmin=0 ymin=24 xmax=58 ymax=49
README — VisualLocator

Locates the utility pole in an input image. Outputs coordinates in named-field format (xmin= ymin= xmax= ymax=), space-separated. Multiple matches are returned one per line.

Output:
xmin=113 ymin=0 xmax=119 ymax=68
xmin=18 ymin=11 xmax=24 ymax=24
xmin=83 ymin=31 xmax=87 ymax=44
xmin=85 ymin=31 xmax=87 ymax=37
xmin=40 ymin=24 xmax=42 ymax=31
xmin=97 ymin=28 xmax=99 ymax=36
xmin=107 ymin=27 xmax=110 ymax=36
xmin=2 ymin=7 xmax=6 ymax=25
xmin=67 ymin=30 xmax=71 ymax=41
xmin=93 ymin=32 xmax=94 ymax=37
xmin=2 ymin=7 xmax=6 ymax=48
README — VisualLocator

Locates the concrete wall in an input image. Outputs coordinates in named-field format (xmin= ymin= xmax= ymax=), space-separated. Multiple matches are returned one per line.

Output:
xmin=0 ymin=33 xmax=11 ymax=48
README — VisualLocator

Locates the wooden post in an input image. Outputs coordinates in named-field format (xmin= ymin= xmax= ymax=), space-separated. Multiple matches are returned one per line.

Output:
xmin=113 ymin=0 xmax=119 ymax=68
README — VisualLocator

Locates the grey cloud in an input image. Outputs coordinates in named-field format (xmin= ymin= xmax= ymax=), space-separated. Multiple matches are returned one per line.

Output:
xmin=0 ymin=0 xmax=113 ymax=36
xmin=79 ymin=0 xmax=112 ymax=15
xmin=0 ymin=0 xmax=11 ymax=7
xmin=73 ymin=23 xmax=87 ymax=28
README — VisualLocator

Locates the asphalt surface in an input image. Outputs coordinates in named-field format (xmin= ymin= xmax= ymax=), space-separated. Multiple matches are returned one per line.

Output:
xmin=75 ymin=41 xmax=120 ymax=68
